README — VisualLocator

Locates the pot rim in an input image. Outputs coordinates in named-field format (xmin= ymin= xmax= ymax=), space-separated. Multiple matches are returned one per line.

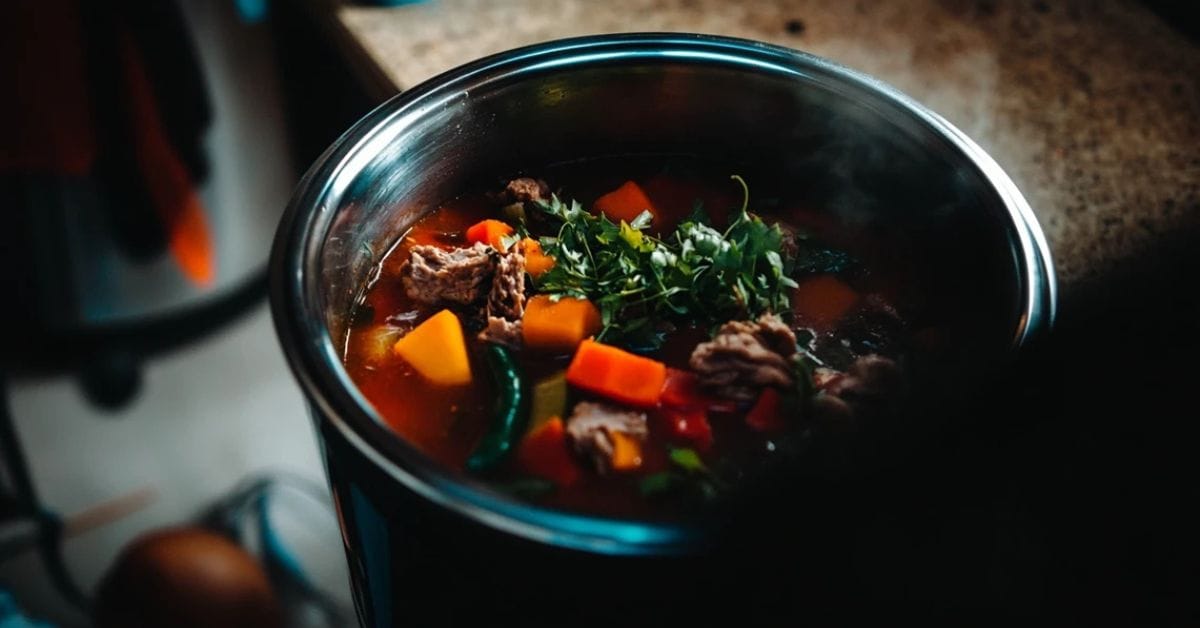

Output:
xmin=269 ymin=32 xmax=1057 ymax=557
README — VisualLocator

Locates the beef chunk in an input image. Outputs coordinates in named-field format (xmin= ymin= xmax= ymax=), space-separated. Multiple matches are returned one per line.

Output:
xmin=479 ymin=316 xmax=522 ymax=348
xmin=486 ymin=249 xmax=527 ymax=320
xmin=689 ymin=314 xmax=798 ymax=401
xmin=812 ymin=366 xmax=845 ymax=391
xmin=504 ymin=177 xmax=550 ymax=203
xmin=565 ymin=401 xmax=648 ymax=474
xmin=811 ymin=392 xmax=855 ymax=432
xmin=402 ymin=243 xmax=495 ymax=305
xmin=721 ymin=315 xmax=797 ymax=357
xmin=824 ymin=354 xmax=903 ymax=400
xmin=478 ymin=249 xmax=527 ymax=347
xmin=812 ymin=354 xmax=903 ymax=429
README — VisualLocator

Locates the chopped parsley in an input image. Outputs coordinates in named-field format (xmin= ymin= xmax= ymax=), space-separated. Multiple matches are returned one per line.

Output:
xmin=532 ymin=176 xmax=800 ymax=349
xmin=638 ymin=447 xmax=723 ymax=500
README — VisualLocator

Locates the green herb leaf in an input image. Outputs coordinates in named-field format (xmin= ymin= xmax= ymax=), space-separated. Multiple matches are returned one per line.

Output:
xmin=792 ymin=352 xmax=818 ymax=401
xmin=532 ymin=176 xmax=805 ymax=349
xmin=639 ymin=471 xmax=681 ymax=496
xmin=499 ymin=232 xmax=522 ymax=252
xmin=668 ymin=447 xmax=709 ymax=474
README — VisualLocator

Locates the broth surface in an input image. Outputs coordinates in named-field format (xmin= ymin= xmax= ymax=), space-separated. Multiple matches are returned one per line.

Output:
xmin=344 ymin=158 xmax=921 ymax=519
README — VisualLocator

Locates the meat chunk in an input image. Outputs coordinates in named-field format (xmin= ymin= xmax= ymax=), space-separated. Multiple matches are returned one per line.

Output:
xmin=486 ymin=249 xmax=527 ymax=320
xmin=720 ymin=314 xmax=798 ymax=357
xmin=811 ymin=354 xmax=903 ymax=429
xmin=478 ymin=249 xmax=527 ymax=347
xmin=504 ymin=177 xmax=550 ymax=203
xmin=479 ymin=316 xmax=523 ymax=349
xmin=824 ymin=354 xmax=903 ymax=400
xmin=565 ymin=401 xmax=648 ymax=474
xmin=402 ymin=243 xmax=495 ymax=305
xmin=689 ymin=314 xmax=798 ymax=401
xmin=812 ymin=366 xmax=845 ymax=391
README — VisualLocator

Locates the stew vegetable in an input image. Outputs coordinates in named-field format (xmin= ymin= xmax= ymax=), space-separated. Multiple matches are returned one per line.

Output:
xmin=344 ymin=161 xmax=912 ymax=518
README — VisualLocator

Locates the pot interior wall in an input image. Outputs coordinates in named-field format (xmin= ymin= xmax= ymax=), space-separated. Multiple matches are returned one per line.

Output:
xmin=317 ymin=58 xmax=1024 ymax=371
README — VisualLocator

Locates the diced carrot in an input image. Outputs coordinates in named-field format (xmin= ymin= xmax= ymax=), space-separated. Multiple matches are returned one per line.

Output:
xmin=392 ymin=309 xmax=472 ymax=386
xmin=521 ymin=237 xmax=556 ymax=278
xmin=745 ymin=387 xmax=787 ymax=433
xmin=565 ymin=340 xmax=667 ymax=408
xmin=593 ymin=180 xmax=657 ymax=224
xmin=464 ymin=219 xmax=514 ymax=249
xmin=522 ymin=295 xmax=602 ymax=352
xmin=516 ymin=417 xmax=580 ymax=486
xmin=609 ymin=431 xmax=644 ymax=472
xmin=792 ymin=275 xmax=860 ymax=329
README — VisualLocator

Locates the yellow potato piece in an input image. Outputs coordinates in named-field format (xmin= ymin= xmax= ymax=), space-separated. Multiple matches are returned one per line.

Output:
xmin=522 ymin=295 xmax=601 ymax=351
xmin=392 ymin=309 xmax=472 ymax=386
xmin=609 ymin=430 xmax=643 ymax=472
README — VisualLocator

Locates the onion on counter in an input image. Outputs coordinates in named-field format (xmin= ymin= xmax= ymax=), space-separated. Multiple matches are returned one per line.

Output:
xmin=92 ymin=527 xmax=282 ymax=628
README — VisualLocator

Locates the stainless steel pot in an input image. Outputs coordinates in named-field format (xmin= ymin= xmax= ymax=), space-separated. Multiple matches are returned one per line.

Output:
xmin=270 ymin=33 xmax=1055 ymax=626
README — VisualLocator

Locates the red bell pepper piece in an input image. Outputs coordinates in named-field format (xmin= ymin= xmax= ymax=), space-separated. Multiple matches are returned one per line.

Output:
xmin=660 ymin=368 xmax=737 ymax=414
xmin=746 ymin=387 xmax=787 ymax=433
xmin=515 ymin=417 xmax=580 ymax=486
xmin=658 ymin=406 xmax=713 ymax=451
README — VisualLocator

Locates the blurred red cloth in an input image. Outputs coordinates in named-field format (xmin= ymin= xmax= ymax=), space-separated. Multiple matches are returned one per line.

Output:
xmin=0 ymin=0 xmax=96 ymax=174
xmin=0 ymin=0 xmax=214 ymax=285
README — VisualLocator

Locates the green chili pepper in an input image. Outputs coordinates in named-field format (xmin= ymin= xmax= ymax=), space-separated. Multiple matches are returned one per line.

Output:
xmin=465 ymin=345 xmax=528 ymax=472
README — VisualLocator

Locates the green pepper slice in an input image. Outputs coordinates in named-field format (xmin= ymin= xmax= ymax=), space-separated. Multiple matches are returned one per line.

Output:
xmin=465 ymin=345 xmax=528 ymax=472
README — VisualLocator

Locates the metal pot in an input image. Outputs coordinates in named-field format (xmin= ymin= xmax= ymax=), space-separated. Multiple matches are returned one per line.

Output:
xmin=270 ymin=34 xmax=1055 ymax=626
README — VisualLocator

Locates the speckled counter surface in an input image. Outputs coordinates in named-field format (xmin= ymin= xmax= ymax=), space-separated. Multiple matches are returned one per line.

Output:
xmin=337 ymin=0 xmax=1199 ymax=314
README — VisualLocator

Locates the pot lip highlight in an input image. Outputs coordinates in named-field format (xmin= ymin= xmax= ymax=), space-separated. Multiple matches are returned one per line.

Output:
xmin=269 ymin=33 xmax=1058 ymax=556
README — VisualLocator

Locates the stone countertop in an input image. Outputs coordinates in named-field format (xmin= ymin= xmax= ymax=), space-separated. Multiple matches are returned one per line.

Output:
xmin=336 ymin=0 xmax=1199 ymax=314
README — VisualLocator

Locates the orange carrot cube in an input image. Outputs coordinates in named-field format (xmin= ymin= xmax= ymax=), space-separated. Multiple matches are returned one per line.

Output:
xmin=464 ymin=219 xmax=514 ymax=249
xmin=565 ymin=340 xmax=666 ymax=408
xmin=522 ymin=295 xmax=601 ymax=352
xmin=593 ymin=180 xmax=657 ymax=224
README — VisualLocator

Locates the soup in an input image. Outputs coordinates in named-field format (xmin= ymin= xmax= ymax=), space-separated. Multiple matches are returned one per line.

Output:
xmin=343 ymin=160 xmax=917 ymax=519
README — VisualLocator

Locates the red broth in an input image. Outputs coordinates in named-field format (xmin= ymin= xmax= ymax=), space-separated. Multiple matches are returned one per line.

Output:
xmin=343 ymin=160 xmax=916 ymax=519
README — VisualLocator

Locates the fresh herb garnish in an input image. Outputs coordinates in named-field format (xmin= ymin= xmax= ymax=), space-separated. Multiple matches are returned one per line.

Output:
xmin=671 ymin=175 xmax=799 ymax=319
xmin=532 ymin=176 xmax=798 ymax=348
xmin=498 ymin=231 xmax=523 ymax=252
xmin=668 ymin=447 xmax=709 ymax=474
xmin=638 ymin=471 xmax=680 ymax=496
xmin=639 ymin=447 xmax=722 ymax=500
